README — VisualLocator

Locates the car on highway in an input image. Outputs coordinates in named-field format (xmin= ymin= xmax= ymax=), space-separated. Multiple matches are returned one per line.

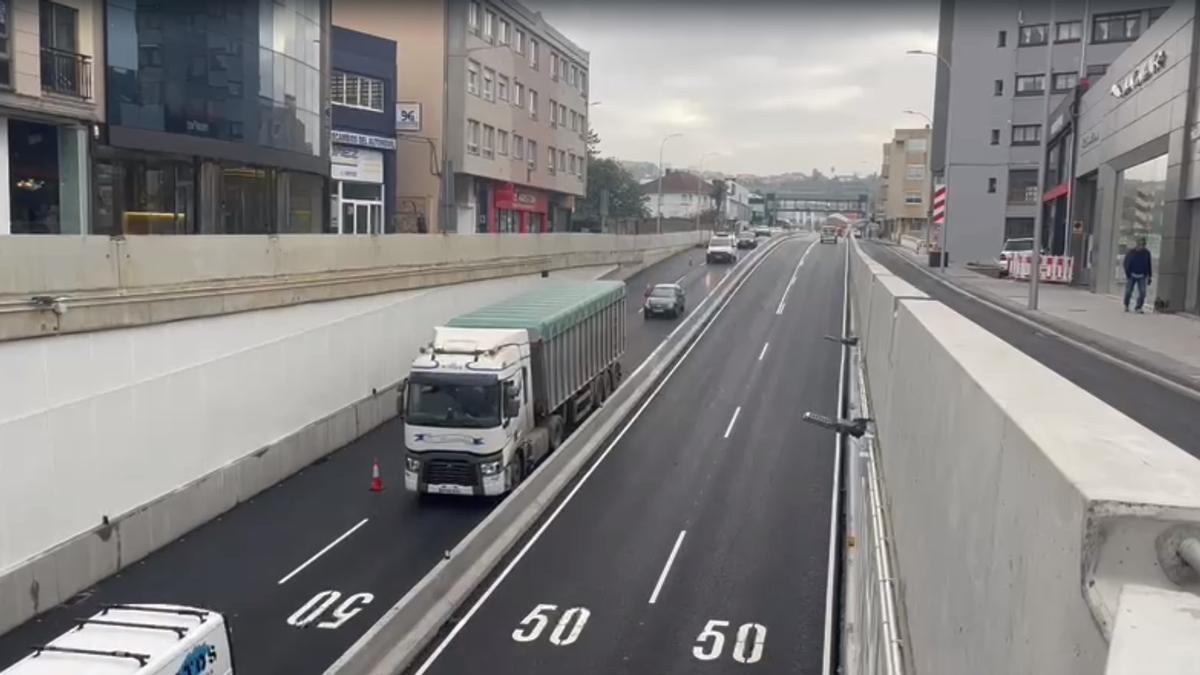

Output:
xmin=643 ymin=283 xmax=686 ymax=318
xmin=754 ymin=226 xmax=771 ymax=238
xmin=706 ymin=234 xmax=738 ymax=263
xmin=820 ymin=225 xmax=838 ymax=244
xmin=736 ymin=232 xmax=758 ymax=249
xmin=996 ymin=237 xmax=1037 ymax=276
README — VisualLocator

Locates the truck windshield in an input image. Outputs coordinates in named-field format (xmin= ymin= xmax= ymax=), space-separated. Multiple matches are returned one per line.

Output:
xmin=407 ymin=379 xmax=501 ymax=428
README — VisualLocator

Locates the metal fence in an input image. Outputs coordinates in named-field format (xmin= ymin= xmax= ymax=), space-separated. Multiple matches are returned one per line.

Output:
xmin=40 ymin=47 xmax=92 ymax=99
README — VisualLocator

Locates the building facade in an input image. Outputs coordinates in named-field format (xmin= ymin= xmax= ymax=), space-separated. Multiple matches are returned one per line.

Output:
xmin=878 ymin=127 xmax=932 ymax=238
xmin=1066 ymin=1 xmax=1200 ymax=314
xmin=0 ymin=0 xmax=104 ymax=235
xmin=933 ymin=0 xmax=1171 ymax=262
xmin=722 ymin=178 xmax=753 ymax=225
xmin=641 ymin=170 xmax=714 ymax=219
xmin=93 ymin=0 xmax=329 ymax=235
xmin=330 ymin=25 xmax=397 ymax=234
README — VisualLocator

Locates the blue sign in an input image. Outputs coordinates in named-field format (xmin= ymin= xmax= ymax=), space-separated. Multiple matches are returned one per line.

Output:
xmin=175 ymin=644 xmax=217 ymax=675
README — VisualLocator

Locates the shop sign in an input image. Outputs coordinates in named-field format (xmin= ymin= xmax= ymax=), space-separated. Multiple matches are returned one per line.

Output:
xmin=330 ymin=129 xmax=397 ymax=151
xmin=495 ymin=183 xmax=548 ymax=212
xmin=1111 ymin=50 xmax=1167 ymax=98
xmin=332 ymin=145 xmax=384 ymax=183
xmin=396 ymin=103 xmax=422 ymax=132
xmin=1081 ymin=130 xmax=1100 ymax=150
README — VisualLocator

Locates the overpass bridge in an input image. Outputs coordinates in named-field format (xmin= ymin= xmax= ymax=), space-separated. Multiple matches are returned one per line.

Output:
xmin=757 ymin=191 xmax=870 ymax=227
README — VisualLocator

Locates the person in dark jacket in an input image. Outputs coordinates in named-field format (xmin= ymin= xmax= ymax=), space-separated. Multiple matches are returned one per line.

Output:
xmin=1123 ymin=237 xmax=1153 ymax=313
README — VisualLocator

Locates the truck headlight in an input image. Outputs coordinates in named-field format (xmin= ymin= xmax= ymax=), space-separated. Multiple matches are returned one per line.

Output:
xmin=405 ymin=457 xmax=420 ymax=472
xmin=480 ymin=459 xmax=503 ymax=476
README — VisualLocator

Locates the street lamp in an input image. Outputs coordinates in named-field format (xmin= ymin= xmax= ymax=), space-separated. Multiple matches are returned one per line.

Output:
xmin=696 ymin=151 xmax=720 ymax=232
xmin=907 ymin=49 xmax=952 ymax=270
xmin=657 ymin=133 xmax=683 ymax=234
xmin=902 ymin=109 xmax=932 ymax=126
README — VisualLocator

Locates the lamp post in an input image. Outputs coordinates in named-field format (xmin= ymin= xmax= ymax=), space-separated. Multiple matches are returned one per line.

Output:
xmin=657 ymin=133 xmax=683 ymax=234
xmin=907 ymin=49 xmax=952 ymax=270
xmin=1029 ymin=0 xmax=1058 ymax=310
xmin=696 ymin=151 xmax=719 ymax=232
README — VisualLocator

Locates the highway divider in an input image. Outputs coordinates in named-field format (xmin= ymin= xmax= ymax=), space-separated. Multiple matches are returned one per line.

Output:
xmin=325 ymin=234 xmax=798 ymax=675
xmin=849 ymin=236 xmax=1200 ymax=674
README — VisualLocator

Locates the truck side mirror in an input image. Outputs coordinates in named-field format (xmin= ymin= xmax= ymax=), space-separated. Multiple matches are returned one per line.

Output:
xmin=396 ymin=379 xmax=408 ymax=419
xmin=504 ymin=392 xmax=520 ymax=419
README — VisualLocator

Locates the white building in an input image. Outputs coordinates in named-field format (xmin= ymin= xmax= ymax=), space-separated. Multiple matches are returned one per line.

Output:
xmin=641 ymin=170 xmax=715 ymax=219
xmin=722 ymin=178 xmax=754 ymax=225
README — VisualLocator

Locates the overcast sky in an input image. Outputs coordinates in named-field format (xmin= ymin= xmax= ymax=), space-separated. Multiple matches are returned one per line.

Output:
xmin=527 ymin=0 xmax=940 ymax=176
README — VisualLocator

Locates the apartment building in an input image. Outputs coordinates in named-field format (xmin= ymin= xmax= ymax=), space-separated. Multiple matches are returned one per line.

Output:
xmin=0 ymin=0 xmax=104 ymax=234
xmin=640 ymin=170 xmax=714 ymax=219
xmin=932 ymin=0 xmax=1171 ymax=262
xmin=722 ymin=178 xmax=754 ymax=225
xmin=877 ymin=127 xmax=932 ymax=238
xmin=335 ymin=0 xmax=588 ymax=234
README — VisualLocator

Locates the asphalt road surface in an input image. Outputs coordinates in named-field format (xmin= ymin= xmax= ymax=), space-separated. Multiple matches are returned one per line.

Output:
xmin=861 ymin=240 xmax=1200 ymax=456
xmin=0 ymin=242 xmax=768 ymax=674
xmin=410 ymin=235 xmax=845 ymax=675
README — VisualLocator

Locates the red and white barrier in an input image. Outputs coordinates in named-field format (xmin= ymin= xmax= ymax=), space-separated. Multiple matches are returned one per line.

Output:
xmin=1007 ymin=253 xmax=1074 ymax=283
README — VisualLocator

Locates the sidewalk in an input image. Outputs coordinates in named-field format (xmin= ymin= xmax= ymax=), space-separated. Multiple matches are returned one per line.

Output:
xmin=887 ymin=244 xmax=1200 ymax=394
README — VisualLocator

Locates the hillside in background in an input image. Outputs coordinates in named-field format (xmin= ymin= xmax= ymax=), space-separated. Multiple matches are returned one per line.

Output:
xmin=617 ymin=160 xmax=878 ymax=196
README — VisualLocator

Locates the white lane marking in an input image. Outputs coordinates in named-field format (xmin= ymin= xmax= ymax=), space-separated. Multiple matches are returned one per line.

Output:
xmin=277 ymin=518 xmax=369 ymax=585
xmin=675 ymin=272 xmax=689 ymax=284
xmin=723 ymin=406 xmax=741 ymax=439
xmin=413 ymin=234 xmax=786 ymax=675
xmin=758 ymin=342 xmax=769 ymax=361
xmin=648 ymin=530 xmax=687 ymax=604
xmin=775 ymin=238 xmax=820 ymax=315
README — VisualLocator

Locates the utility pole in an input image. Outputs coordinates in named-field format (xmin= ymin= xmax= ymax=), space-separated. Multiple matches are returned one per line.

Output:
xmin=656 ymin=133 xmax=683 ymax=234
xmin=1030 ymin=0 xmax=1057 ymax=309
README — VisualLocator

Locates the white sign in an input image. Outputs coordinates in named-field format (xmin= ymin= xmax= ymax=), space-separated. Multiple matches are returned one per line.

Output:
xmin=330 ymin=129 xmax=397 ymax=150
xmin=1111 ymin=50 xmax=1167 ymax=98
xmin=396 ymin=102 xmax=422 ymax=132
xmin=332 ymin=145 xmax=384 ymax=183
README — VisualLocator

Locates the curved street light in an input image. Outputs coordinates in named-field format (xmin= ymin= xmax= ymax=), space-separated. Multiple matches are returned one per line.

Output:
xmin=656 ymin=133 xmax=684 ymax=234
xmin=695 ymin=151 xmax=720 ymax=232
xmin=906 ymin=49 xmax=953 ymax=271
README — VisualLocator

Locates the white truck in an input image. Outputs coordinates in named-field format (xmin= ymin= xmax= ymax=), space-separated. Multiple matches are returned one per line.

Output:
xmin=401 ymin=280 xmax=627 ymax=496
xmin=1 ymin=604 xmax=232 ymax=675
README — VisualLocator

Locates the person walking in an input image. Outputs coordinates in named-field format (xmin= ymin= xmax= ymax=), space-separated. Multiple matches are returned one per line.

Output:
xmin=1123 ymin=237 xmax=1153 ymax=313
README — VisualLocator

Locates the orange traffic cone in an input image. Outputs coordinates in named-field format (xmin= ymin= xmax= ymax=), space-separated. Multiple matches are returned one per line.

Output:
xmin=370 ymin=458 xmax=384 ymax=492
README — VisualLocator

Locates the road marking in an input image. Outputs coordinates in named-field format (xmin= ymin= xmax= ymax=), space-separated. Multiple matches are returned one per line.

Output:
xmin=776 ymin=238 xmax=820 ymax=315
xmin=277 ymin=518 xmax=369 ymax=585
xmin=648 ymin=530 xmax=687 ymax=604
xmin=412 ymin=234 xmax=787 ymax=675
xmin=723 ymin=406 xmax=741 ymax=439
xmin=758 ymin=342 xmax=769 ymax=361
xmin=675 ymin=272 xmax=689 ymax=284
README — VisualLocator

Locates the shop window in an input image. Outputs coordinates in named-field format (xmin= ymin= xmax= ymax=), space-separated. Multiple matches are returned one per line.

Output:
xmin=0 ymin=0 xmax=11 ymax=87
xmin=1113 ymin=154 xmax=1167 ymax=286
xmin=91 ymin=153 xmax=195 ymax=235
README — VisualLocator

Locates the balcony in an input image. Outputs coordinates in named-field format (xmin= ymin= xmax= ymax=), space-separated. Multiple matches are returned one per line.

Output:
xmin=40 ymin=47 xmax=92 ymax=99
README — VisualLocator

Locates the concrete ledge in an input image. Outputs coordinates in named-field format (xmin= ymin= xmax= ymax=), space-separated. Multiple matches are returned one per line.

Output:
xmin=1105 ymin=584 xmax=1200 ymax=675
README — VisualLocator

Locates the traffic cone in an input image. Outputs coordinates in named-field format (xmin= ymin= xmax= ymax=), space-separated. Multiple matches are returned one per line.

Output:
xmin=369 ymin=458 xmax=384 ymax=492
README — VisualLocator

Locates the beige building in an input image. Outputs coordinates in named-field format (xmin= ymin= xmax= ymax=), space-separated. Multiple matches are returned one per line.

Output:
xmin=0 ymin=0 xmax=104 ymax=234
xmin=878 ymin=127 xmax=932 ymax=238
xmin=335 ymin=0 xmax=588 ymax=234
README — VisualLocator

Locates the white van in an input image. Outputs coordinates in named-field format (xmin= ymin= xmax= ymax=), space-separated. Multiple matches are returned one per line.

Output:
xmin=2 ymin=605 xmax=233 ymax=675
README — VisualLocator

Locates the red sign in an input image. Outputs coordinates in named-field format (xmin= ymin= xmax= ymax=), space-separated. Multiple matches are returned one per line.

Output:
xmin=494 ymin=183 xmax=548 ymax=213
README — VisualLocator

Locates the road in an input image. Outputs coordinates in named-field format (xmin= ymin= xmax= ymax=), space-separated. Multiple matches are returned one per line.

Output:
xmin=0 ymin=241 xmax=765 ymax=674
xmin=861 ymin=241 xmax=1200 ymax=455
xmin=410 ymin=235 xmax=845 ymax=675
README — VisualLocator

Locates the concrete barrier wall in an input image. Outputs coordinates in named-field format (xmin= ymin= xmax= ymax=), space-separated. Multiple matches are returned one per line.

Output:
xmin=849 ymin=240 xmax=1200 ymax=674
xmin=0 ymin=264 xmax=613 ymax=635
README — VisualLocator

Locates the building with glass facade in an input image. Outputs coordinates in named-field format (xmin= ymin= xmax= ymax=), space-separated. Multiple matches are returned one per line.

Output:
xmin=93 ymin=0 xmax=329 ymax=235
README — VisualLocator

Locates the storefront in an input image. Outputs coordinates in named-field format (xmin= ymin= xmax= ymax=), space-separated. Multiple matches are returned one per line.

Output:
xmin=330 ymin=131 xmax=394 ymax=235
xmin=491 ymin=182 xmax=550 ymax=234
xmin=1 ymin=116 xmax=90 ymax=234
xmin=1072 ymin=2 xmax=1200 ymax=314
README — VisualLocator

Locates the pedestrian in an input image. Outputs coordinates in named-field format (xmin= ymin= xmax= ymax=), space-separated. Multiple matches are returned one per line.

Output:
xmin=1122 ymin=237 xmax=1153 ymax=313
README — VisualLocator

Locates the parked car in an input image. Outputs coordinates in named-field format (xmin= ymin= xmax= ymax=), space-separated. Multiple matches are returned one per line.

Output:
xmin=997 ymin=237 xmax=1037 ymax=276
xmin=737 ymin=232 xmax=758 ymax=249
xmin=643 ymin=283 xmax=686 ymax=318
xmin=706 ymin=235 xmax=738 ymax=263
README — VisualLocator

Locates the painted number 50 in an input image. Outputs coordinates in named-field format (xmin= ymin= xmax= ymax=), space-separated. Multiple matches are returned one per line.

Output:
xmin=511 ymin=603 xmax=591 ymax=646
xmin=692 ymin=620 xmax=767 ymax=664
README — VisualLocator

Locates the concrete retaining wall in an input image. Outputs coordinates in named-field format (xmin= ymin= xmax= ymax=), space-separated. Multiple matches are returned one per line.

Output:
xmin=850 ymin=239 xmax=1200 ymax=674
xmin=0 ymin=264 xmax=614 ymax=635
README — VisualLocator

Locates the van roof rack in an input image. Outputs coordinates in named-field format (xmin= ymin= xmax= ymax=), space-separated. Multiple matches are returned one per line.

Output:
xmin=30 ymin=645 xmax=151 ymax=667
xmin=100 ymin=604 xmax=208 ymax=621
xmin=75 ymin=618 xmax=189 ymax=639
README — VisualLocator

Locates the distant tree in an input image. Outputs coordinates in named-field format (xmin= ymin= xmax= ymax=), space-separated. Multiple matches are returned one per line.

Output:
xmin=584 ymin=127 xmax=601 ymax=158
xmin=576 ymin=157 xmax=647 ymax=225
xmin=711 ymin=179 xmax=728 ymax=222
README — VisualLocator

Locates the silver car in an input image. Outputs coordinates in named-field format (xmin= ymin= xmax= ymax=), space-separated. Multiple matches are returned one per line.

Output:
xmin=643 ymin=283 xmax=686 ymax=319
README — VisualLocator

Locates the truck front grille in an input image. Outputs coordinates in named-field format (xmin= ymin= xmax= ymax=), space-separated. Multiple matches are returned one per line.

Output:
xmin=423 ymin=459 xmax=476 ymax=486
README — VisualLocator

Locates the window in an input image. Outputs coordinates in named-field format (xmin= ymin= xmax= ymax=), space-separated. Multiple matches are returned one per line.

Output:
xmin=987 ymin=178 xmax=997 ymax=194
xmin=528 ymin=140 xmax=537 ymax=168
xmin=559 ymin=103 xmax=567 ymax=126
xmin=482 ymin=125 xmax=495 ymax=159
xmin=529 ymin=88 xmax=538 ymax=118
xmin=1052 ymin=72 xmax=1078 ymax=91
xmin=569 ymin=65 xmax=578 ymax=86
xmin=468 ymin=1 xmax=480 ymax=33
xmin=905 ymin=192 xmax=923 ymax=204
xmin=483 ymin=9 xmax=495 ymax=42
xmin=559 ymin=149 xmax=566 ymax=171
xmin=1149 ymin=7 xmax=1168 ymax=27
xmin=331 ymin=71 xmax=385 ymax=112
xmin=579 ymin=72 xmax=587 ymax=96
xmin=906 ymin=138 xmax=927 ymax=152
xmin=569 ymin=153 xmax=576 ymax=175
xmin=1004 ymin=217 xmax=1035 ymax=240
xmin=514 ymin=81 xmax=524 ymax=108
xmin=994 ymin=79 xmax=1004 ymax=96
xmin=498 ymin=130 xmax=509 ymax=156
xmin=570 ymin=110 xmax=578 ymax=132
xmin=1093 ymin=12 xmax=1140 ymax=43
xmin=40 ymin=0 xmax=81 ymax=96
xmin=1015 ymin=73 xmax=1045 ymax=95
xmin=549 ymin=98 xmax=558 ymax=125
xmin=550 ymin=52 xmax=559 ymax=79
xmin=1086 ymin=64 xmax=1108 ymax=79
xmin=548 ymin=146 xmax=556 ymax=173
xmin=1007 ymin=169 xmax=1039 ymax=203
xmin=515 ymin=28 xmax=526 ymax=54
xmin=998 ymin=30 xmax=1007 ymax=47
xmin=1056 ymin=20 xmax=1082 ymax=42
xmin=482 ymin=67 xmax=495 ymax=101
xmin=1019 ymin=24 xmax=1048 ymax=46
xmin=529 ymin=39 xmax=539 ymax=69
xmin=467 ymin=60 xmax=480 ymax=95
xmin=906 ymin=164 xmax=925 ymax=180
xmin=497 ymin=74 xmax=509 ymax=101
xmin=0 ymin=0 xmax=11 ymax=87
xmin=990 ymin=129 xmax=1000 ymax=145
xmin=1011 ymin=124 xmax=1041 ymax=145
xmin=498 ymin=18 xmax=510 ymax=45
xmin=514 ymin=133 xmax=524 ymax=159
xmin=467 ymin=119 xmax=481 ymax=154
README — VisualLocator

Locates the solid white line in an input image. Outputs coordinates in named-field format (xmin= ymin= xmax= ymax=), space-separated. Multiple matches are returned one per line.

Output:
xmin=675 ymin=272 xmax=689 ymax=285
xmin=648 ymin=530 xmax=687 ymax=604
xmin=758 ymin=342 xmax=770 ymax=361
xmin=277 ymin=518 xmax=369 ymax=585
xmin=723 ymin=406 xmax=742 ymax=439
xmin=413 ymin=235 xmax=786 ymax=675
xmin=776 ymin=238 xmax=820 ymax=315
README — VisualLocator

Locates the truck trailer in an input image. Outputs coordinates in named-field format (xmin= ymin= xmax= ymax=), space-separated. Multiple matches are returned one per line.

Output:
xmin=402 ymin=281 xmax=627 ymax=496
